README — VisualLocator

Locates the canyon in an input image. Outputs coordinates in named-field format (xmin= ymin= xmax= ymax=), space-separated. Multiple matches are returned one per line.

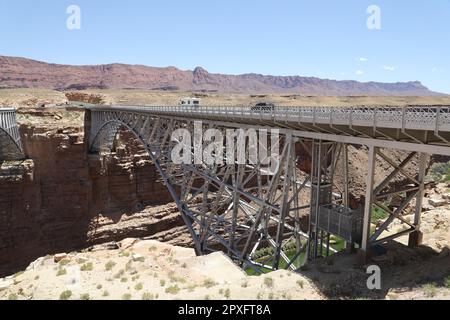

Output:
xmin=1 ymin=105 xmax=450 ymax=301
xmin=0 ymin=105 xmax=439 ymax=277
xmin=0 ymin=107 xmax=191 ymax=277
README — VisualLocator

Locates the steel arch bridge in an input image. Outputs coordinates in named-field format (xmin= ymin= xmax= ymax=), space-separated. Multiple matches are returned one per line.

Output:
xmin=0 ymin=108 xmax=23 ymax=162
xmin=87 ymin=105 xmax=450 ymax=272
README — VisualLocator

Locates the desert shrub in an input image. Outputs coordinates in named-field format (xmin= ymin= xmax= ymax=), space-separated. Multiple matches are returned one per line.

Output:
xmin=122 ymin=293 xmax=132 ymax=300
xmin=165 ymin=285 xmax=180 ymax=295
xmin=56 ymin=268 xmax=67 ymax=276
xmin=114 ymin=269 xmax=125 ymax=279
xmin=430 ymin=162 xmax=450 ymax=182
xmin=59 ymin=290 xmax=72 ymax=300
xmin=8 ymin=293 xmax=18 ymax=300
xmin=372 ymin=207 xmax=389 ymax=223
xmin=134 ymin=283 xmax=143 ymax=291
xmin=80 ymin=293 xmax=90 ymax=300
xmin=423 ymin=283 xmax=437 ymax=297
xmin=444 ymin=276 xmax=450 ymax=288
xmin=264 ymin=277 xmax=274 ymax=288
xmin=142 ymin=292 xmax=155 ymax=300
xmin=59 ymin=259 xmax=70 ymax=266
xmin=105 ymin=261 xmax=116 ymax=271
xmin=80 ymin=262 xmax=94 ymax=272
xmin=203 ymin=278 xmax=216 ymax=288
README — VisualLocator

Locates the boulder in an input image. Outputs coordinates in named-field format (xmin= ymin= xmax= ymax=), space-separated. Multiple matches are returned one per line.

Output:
xmin=54 ymin=253 xmax=68 ymax=263
xmin=132 ymin=253 xmax=145 ymax=262
xmin=0 ymin=279 xmax=13 ymax=291
xmin=26 ymin=257 xmax=46 ymax=271
xmin=429 ymin=198 xmax=447 ymax=207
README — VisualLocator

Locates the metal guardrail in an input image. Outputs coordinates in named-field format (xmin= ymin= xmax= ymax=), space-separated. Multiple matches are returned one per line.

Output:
xmin=90 ymin=105 xmax=450 ymax=133
xmin=0 ymin=108 xmax=23 ymax=160
xmin=311 ymin=204 xmax=363 ymax=244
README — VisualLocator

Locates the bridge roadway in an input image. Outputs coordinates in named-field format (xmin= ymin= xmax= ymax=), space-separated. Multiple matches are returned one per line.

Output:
xmin=84 ymin=105 xmax=450 ymax=271
xmin=91 ymin=105 xmax=450 ymax=156
xmin=0 ymin=108 xmax=23 ymax=161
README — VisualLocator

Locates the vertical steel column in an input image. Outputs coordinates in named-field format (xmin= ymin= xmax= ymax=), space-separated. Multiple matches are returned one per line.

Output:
xmin=308 ymin=140 xmax=334 ymax=260
xmin=343 ymin=144 xmax=349 ymax=207
xmin=361 ymin=146 xmax=377 ymax=258
xmin=273 ymin=133 xmax=294 ymax=270
xmin=409 ymin=152 xmax=428 ymax=247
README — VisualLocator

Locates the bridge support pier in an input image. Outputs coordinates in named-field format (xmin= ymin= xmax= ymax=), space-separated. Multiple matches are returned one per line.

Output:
xmin=360 ymin=146 xmax=377 ymax=262
xmin=360 ymin=147 xmax=429 ymax=262
xmin=408 ymin=152 xmax=428 ymax=248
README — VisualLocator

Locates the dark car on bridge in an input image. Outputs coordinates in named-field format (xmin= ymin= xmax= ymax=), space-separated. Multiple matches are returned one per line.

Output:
xmin=250 ymin=102 xmax=276 ymax=113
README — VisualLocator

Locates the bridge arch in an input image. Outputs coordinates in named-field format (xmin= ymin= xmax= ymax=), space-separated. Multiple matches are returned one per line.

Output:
xmin=89 ymin=115 xmax=205 ymax=253
xmin=88 ymin=109 xmax=310 ymax=273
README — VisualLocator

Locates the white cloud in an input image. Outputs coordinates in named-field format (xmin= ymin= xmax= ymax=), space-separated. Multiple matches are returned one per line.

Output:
xmin=382 ymin=65 xmax=395 ymax=72
xmin=355 ymin=70 xmax=364 ymax=75
xmin=359 ymin=57 xmax=369 ymax=62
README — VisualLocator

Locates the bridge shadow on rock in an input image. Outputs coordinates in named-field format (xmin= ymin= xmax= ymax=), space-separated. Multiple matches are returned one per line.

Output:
xmin=300 ymin=241 xmax=450 ymax=300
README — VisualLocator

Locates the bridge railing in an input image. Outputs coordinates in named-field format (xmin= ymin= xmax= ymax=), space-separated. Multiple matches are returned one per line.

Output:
xmin=91 ymin=105 xmax=450 ymax=132
xmin=0 ymin=108 xmax=23 ymax=159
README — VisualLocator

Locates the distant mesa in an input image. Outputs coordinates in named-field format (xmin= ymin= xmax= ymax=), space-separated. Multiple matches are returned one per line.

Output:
xmin=0 ymin=55 xmax=444 ymax=96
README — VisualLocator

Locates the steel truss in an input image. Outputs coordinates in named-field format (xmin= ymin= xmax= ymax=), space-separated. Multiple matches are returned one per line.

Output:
xmin=87 ymin=108 xmax=442 ymax=271
xmin=361 ymin=148 xmax=428 ymax=255
xmin=0 ymin=108 xmax=23 ymax=162
xmin=89 ymin=109 xmax=320 ymax=272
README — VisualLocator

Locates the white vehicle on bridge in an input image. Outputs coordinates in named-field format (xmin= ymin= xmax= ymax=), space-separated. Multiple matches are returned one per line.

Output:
xmin=180 ymin=98 xmax=201 ymax=107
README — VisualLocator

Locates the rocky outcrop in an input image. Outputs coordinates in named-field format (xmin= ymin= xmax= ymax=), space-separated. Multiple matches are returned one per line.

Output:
xmin=0 ymin=108 xmax=184 ymax=276
xmin=0 ymin=55 xmax=443 ymax=96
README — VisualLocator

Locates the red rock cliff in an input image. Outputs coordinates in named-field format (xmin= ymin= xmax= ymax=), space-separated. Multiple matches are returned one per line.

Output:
xmin=0 ymin=108 xmax=189 ymax=276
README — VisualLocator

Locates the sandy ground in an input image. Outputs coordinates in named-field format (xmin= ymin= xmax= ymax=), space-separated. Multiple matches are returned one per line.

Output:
xmin=2 ymin=88 xmax=450 ymax=108
xmin=0 ymin=190 xmax=450 ymax=300
xmin=0 ymin=239 xmax=321 ymax=301
xmin=1 ymin=90 xmax=450 ymax=300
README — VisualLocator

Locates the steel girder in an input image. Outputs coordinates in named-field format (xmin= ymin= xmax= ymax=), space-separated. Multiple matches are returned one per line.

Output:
xmin=361 ymin=149 xmax=429 ymax=253
xmin=88 ymin=108 xmax=435 ymax=269
xmin=0 ymin=109 xmax=23 ymax=162
xmin=89 ymin=109 xmax=312 ymax=272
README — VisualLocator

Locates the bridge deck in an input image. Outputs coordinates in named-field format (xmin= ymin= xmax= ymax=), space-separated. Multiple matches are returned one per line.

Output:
xmin=90 ymin=105 xmax=450 ymax=152
xmin=91 ymin=105 xmax=450 ymax=131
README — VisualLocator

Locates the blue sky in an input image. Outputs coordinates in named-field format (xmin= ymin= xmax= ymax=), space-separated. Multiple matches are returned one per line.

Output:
xmin=0 ymin=0 xmax=449 ymax=93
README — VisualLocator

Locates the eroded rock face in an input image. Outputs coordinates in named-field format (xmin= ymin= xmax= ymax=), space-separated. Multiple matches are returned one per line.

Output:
xmin=0 ymin=56 xmax=440 ymax=96
xmin=0 ymin=109 xmax=182 ymax=276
